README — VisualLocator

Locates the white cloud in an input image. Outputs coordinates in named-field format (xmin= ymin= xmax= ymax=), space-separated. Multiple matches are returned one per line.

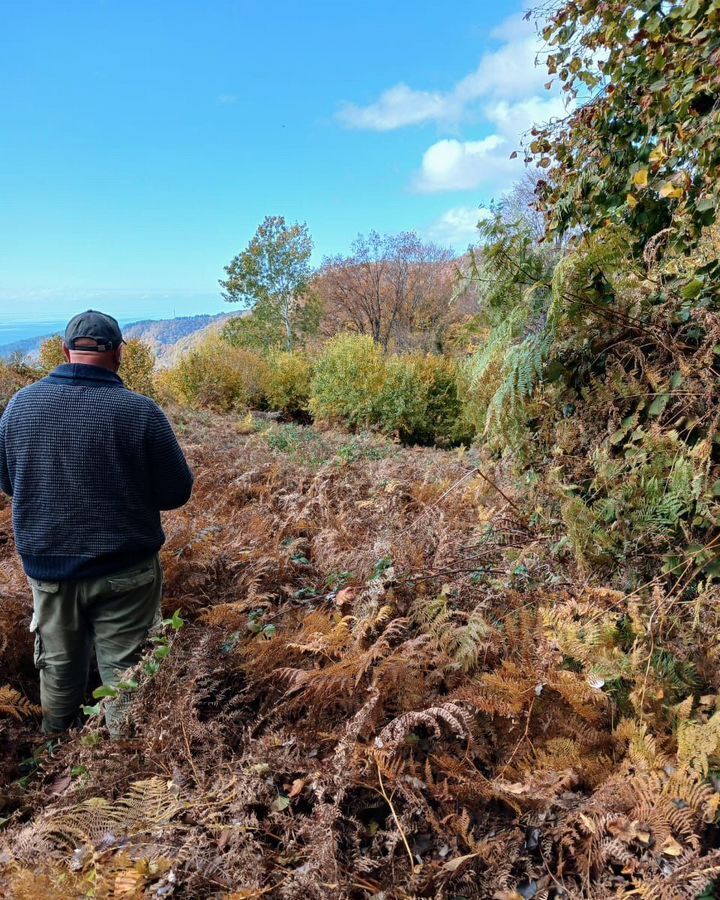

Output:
xmin=337 ymin=13 xmax=546 ymax=132
xmin=427 ymin=206 xmax=489 ymax=248
xmin=416 ymin=136 xmax=509 ymax=192
xmin=414 ymin=93 xmax=567 ymax=194
xmin=337 ymin=84 xmax=451 ymax=131
xmin=336 ymin=10 xmax=570 ymax=196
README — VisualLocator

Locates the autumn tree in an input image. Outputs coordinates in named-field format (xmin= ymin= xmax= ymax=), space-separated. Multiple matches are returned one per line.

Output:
xmin=39 ymin=335 xmax=65 ymax=372
xmin=220 ymin=216 xmax=316 ymax=351
xmin=316 ymin=231 xmax=455 ymax=352
xmin=120 ymin=338 xmax=156 ymax=398
xmin=528 ymin=0 xmax=719 ymax=290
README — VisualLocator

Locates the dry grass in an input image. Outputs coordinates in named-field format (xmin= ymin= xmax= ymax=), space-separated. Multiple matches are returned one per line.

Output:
xmin=1 ymin=409 xmax=719 ymax=898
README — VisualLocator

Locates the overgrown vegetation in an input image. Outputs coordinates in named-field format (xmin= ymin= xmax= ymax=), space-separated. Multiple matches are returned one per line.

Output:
xmin=2 ymin=0 xmax=720 ymax=896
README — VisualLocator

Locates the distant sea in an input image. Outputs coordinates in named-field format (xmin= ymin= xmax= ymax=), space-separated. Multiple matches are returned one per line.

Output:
xmin=0 ymin=320 xmax=66 ymax=345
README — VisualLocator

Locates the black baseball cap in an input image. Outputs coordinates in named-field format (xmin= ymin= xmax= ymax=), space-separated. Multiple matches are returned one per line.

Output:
xmin=64 ymin=310 xmax=125 ymax=352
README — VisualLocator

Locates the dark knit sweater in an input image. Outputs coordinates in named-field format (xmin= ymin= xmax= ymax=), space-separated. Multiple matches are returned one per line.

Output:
xmin=0 ymin=364 xmax=194 ymax=580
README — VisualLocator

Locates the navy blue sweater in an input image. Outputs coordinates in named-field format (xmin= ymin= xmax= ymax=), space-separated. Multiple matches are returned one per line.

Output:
xmin=0 ymin=364 xmax=194 ymax=580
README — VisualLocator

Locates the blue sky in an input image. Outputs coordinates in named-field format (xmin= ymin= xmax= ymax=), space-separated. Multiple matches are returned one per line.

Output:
xmin=0 ymin=0 xmax=563 ymax=325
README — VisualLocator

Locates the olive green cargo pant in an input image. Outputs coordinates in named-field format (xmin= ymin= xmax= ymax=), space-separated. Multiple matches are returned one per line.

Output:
xmin=28 ymin=554 xmax=162 ymax=738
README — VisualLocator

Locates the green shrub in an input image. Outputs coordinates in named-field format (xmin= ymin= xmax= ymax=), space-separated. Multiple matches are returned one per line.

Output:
xmin=161 ymin=338 xmax=268 ymax=412
xmin=407 ymin=354 xmax=474 ymax=447
xmin=263 ymin=350 xmax=313 ymax=416
xmin=309 ymin=335 xmax=387 ymax=430
xmin=371 ymin=356 xmax=427 ymax=442
xmin=309 ymin=334 xmax=470 ymax=446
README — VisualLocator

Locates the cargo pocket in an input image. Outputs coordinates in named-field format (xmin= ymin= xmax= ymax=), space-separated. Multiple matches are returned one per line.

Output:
xmin=29 ymin=614 xmax=46 ymax=670
xmin=107 ymin=563 xmax=157 ymax=594
xmin=29 ymin=578 xmax=60 ymax=595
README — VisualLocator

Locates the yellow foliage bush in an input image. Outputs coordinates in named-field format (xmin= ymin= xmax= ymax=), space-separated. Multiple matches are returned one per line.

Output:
xmin=39 ymin=336 xmax=65 ymax=372
xmin=263 ymin=350 xmax=312 ymax=415
xmin=309 ymin=334 xmax=391 ymax=430
xmin=161 ymin=338 xmax=268 ymax=412
xmin=0 ymin=360 xmax=35 ymax=413
xmin=120 ymin=339 xmax=157 ymax=398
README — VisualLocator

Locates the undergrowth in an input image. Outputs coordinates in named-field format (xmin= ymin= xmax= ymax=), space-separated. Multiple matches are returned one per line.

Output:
xmin=2 ymin=411 xmax=720 ymax=898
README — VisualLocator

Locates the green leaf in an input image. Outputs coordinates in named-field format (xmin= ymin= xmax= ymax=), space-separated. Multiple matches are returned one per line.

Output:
xmin=681 ymin=279 xmax=704 ymax=300
xmin=82 ymin=703 xmax=102 ymax=716
xmin=92 ymin=685 xmax=118 ymax=700
xmin=71 ymin=765 xmax=88 ymax=778
xmin=154 ymin=645 xmax=171 ymax=660
xmin=648 ymin=393 xmax=670 ymax=416
xmin=262 ymin=624 xmax=277 ymax=638
xmin=272 ymin=794 xmax=291 ymax=812
xmin=161 ymin=609 xmax=185 ymax=631
xmin=670 ymin=371 xmax=684 ymax=389
xmin=116 ymin=680 xmax=138 ymax=692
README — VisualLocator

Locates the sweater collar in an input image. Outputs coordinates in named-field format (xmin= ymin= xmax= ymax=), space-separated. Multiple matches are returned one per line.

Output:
xmin=48 ymin=364 xmax=124 ymax=387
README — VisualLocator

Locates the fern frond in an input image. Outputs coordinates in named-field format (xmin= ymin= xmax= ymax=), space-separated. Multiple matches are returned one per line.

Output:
xmin=0 ymin=685 xmax=40 ymax=719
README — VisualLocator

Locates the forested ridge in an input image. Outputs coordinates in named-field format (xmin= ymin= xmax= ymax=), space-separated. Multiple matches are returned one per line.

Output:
xmin=3 ymin=0 xmax=720 ymax=896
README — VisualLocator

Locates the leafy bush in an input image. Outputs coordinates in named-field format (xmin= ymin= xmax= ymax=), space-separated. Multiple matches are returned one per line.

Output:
xmin=309 ymin=334 xmax=470 ymax=445
xmin=120 ymin=339 xmax=157 ymax=398
xmin=371 ymin=355 xmax=427 ymax=441
xmin=408 ymin=354 xmax=474 ymax=447
xmin=39 ymin=336 xmax=65 ymax=372
xmin=309 ymin=335 xmax=387 ymax=430
xmin=263 ymin=350 xmax=313 ymax=416
xmin=0 ymin=360 xmax=36 ymax=414
xmin=161 ymin=338 xmax=268 ymax=412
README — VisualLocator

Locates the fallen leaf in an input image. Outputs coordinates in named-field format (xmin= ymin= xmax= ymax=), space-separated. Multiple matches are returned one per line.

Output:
xmin=288 ymin=778 xmax=307 ymax=797
xmin=335 ymin=587 xmax=356 ymax=607
xmin=442 ymin=851 xmax=480 ymax=873
xmin=50 ymin=775 xmax=72 ymax=796
xmin=659 ymin=181 xmax=684 ymax=200
xmin=661 ymin=835 xmax=684 ymax=857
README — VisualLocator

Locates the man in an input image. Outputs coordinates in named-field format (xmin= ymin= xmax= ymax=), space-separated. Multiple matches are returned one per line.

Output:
xmin=0 ymin=310 xmax=194 ymax=737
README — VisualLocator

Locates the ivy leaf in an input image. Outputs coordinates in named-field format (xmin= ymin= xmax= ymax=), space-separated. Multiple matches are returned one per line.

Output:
xmin=633 ymin=169 xmax=649 ymax=189
xmin=82 ymin=703 xmax=102 ymax=716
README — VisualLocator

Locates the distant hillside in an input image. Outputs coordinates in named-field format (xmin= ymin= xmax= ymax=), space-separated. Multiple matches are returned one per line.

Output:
xmin=152 ymin=314 xmax=239 ymax=367
xmin=0 ymin=312 xmax=234 ymax=363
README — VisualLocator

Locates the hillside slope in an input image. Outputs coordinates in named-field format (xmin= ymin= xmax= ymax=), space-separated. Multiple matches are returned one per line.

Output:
xmin=1 ymin=411 xmax=718 ymax=898
xmin=0 ymin=313 xmax=233 ymax=362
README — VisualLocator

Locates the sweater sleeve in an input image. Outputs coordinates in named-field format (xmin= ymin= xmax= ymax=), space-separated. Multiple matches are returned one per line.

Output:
xmin=146 ymin=403 xmax=194 ymax=510
xmin=0 ymin=400 xmax=14 ymax=497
